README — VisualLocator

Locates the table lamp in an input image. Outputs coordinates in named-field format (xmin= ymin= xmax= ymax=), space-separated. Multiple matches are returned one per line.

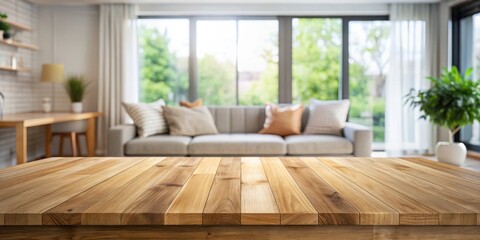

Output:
xmin=40 ymin=64 xmax=64 ymax=113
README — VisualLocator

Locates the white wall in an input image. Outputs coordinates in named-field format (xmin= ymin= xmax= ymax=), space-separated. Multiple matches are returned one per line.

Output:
xmin=38 ymin=5 xmax=99 ymax=113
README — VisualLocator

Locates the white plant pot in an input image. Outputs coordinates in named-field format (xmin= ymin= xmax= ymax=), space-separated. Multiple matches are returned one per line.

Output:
xmin=71 ymin=102 xmax=83 ymax=113
xmin=42 ymin=103 xmax=51 ymax=113
xmin=435 ymin=142 xmax=467 ymax=166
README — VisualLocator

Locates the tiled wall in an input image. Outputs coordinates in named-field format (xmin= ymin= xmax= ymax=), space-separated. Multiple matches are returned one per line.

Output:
xmin=0 ymin=0 xmax=50 ymax=167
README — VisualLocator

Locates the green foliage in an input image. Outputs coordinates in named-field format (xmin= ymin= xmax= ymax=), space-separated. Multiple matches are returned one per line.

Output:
xmin=138 ymin=27 xmax=188 ymax=104
xmin=198 ymin=54 xmax=236 ymax=105
xmin=0 ymin=20 xmax=10 ymax=32
xmin=292 ymin=18 xmax=341 ymax=103
xmin=406 ymin=67 xmax=480 ymax=142
xmin=65 ymin=75 xmax=88 ymax=102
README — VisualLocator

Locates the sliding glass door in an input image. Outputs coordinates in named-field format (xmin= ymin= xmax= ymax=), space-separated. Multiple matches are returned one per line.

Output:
xmin=453 ymin=1 xmax=480 ymax=152
xmin=348 ymin=21 xmax=390 ymax=147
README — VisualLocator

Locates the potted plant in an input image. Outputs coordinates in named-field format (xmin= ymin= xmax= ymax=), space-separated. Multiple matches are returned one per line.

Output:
xmin=65 ymin=75 xmax=88 ymax=113
xmin=0 ymin=13 xmax=10 ymax=40
xmin=406 ymin=67 xmax=480 ymax=165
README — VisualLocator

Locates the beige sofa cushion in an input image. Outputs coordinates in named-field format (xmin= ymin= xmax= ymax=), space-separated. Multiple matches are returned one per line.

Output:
xmin=285 ymin=135 xmax=353 ymax=155
xmin=125 ymin=135 xmax=191 ymax=155
xmin=163 ymin=106 xmax=218 ymax=136
xmin=189 ymin=134 xmax=286 ymax=156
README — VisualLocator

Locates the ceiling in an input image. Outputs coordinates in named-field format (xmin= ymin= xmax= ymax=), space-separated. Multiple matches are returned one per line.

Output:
xmin=29 ymin=0 xmax=441 ymax=5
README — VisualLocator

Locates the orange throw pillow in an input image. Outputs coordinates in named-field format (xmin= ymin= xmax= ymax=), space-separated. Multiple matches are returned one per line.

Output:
xmin=259 ymin=104 xmax=304 ymax=136
xmin=180 ymin=99 xmax=203 ymax=108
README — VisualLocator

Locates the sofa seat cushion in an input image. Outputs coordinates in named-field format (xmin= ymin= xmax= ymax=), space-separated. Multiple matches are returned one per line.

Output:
xmin=189 ymin=134 xmax=286 ymax=156
xmin=125 ymin=135 xmax=191 ymax=156
xmin=285 ymin=135 xmax=353 ymax=155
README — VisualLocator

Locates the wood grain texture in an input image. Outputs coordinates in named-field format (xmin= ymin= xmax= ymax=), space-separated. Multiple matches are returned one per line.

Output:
xmin=261 ymin=157 xmax=318 ymax=225
xmin=302 ymin=157 xmax=399 ymax=225
xmin=43 ymin=157 xmax=165 ymax=225
xmin=1 ymin=226 xmax=479 ymax=239
xmin=203 ymin=157 xmax=241 ymax=225
xmin=344 ymin=158 xmax=477 ymax=225
xmin=281 ymin=157 xmax=359 ymax=225
xmin=165 ymin=158 xmax=221 ymax=225
xmin=241 ymin=157 xmax=280 ymax=225
xmin=319 ymin=158 xmax=438 ymax=225
xmin=0 ymin=156 xmax=478 ymax=229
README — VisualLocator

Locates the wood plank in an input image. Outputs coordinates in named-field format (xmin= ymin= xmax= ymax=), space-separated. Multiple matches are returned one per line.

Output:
xmin=374 ymin=158 xmax=480 ymax=203
xmin=0 ymin=159 xmax=108 ymax=212
xmin=0 ymin=157 xmax=83 ymax=183
xmin=121 ymin=157 xmax=202 ymax=225
xmin=81 ymin=157 xmax=183 ymax=225
xmin=319 ymin=158 xmax=438 ymax=225
xmin=0 ymin=225 xmax=375 ymax=240
xmin=165 ymin=157 xmax=221 ymax=225
xmin=43 ymin=157 xmax=165 ymax=225
xmin=241 ymin=157 xmax=280 ymax=225
xmin=344 ymin=158 xmax=477 ymax=225
xmin=401 ymin=157 xmax=480 ymax=178
xmin=386 ymin=158 xmax=480 ymax=188
xmin=301 ymin=157 xmax=399 ymax=225
xmin=5 ymin=158 xmax=143 ymax=225
xmin=0 ymin=158 xmax=107 ymax=202
xmin=203 ymin=157 xmax=241 ymax=225
xmin=373 ymin=226 xmax=480 ymax=240
xmin=280 ymin=157 xmax=360 ymax=225
xmin=261 ymin=157 xmax=318 ymax=225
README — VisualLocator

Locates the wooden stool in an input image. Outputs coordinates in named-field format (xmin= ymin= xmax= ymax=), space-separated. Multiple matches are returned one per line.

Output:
xmin=53 ymin=132 xmax=86 ymax=157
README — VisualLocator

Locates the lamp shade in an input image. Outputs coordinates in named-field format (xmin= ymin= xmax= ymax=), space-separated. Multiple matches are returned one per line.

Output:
xmin=40 ymin=64 xmax=64 ymax=83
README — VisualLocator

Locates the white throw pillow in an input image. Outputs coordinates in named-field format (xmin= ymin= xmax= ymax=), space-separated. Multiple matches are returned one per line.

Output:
xmin=122 ymin=99 xmax=168 ymax=138
xmin=304 ymin=99 xmax=350 ymax=136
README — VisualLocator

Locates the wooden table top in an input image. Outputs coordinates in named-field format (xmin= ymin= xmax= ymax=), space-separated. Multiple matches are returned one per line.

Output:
xmin=0 ymin=112 xmax=102 ymax=127
xmin=0 ymin=157 xmax=479 ymax=226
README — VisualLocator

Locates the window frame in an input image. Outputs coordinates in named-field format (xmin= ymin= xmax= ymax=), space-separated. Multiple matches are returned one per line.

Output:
xmin=137 ymin=15 xmax=389 ymax=105
xmin=452 ymin=0 xmax=480 ymax=152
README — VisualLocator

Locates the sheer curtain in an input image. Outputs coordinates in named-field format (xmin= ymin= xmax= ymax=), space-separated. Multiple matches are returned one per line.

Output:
xmin=385 ymin=3 xmax=439 ymax=155
xmin=98 ymin=4 xmax=138 ymax=154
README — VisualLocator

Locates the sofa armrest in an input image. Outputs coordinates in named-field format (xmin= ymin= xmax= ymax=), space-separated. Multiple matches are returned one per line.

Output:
xmin=108 ymin=124 xmax=136 ymax=156
xmin=343 ymin=122 xmax=372 ymax=157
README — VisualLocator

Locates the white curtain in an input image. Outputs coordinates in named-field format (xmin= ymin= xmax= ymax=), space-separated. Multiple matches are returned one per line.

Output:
xmin=385 ymin=3 xmax=439 ymax=155
xmin=98 ymin=4 xmax=138 ymax=154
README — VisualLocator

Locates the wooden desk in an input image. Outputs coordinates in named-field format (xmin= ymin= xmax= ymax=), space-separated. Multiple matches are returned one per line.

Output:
xmin=0 ymin=157 xmax=478 ymax=239
xmin=0 ymin=112 xmax=102 ymax=165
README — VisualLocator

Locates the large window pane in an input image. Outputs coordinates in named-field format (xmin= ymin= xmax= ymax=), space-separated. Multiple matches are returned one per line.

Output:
xmin=349 ymin=21 xmax=390 ymax=145
xmin=137 ymin=19 xmax=189 ymax=104
xmin=459 ymin=13 xmax=480 ymax=147
xmin=238 ymin=20 xmax=279 ymax=105
xmin=197 ymin=20 xmax=237 ymax=105
xmin=292 ymin=18 xmax=342 ymax=104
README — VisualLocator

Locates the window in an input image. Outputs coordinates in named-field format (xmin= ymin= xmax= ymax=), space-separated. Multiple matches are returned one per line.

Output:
xmin=454 ymin=5 xmax=480 ymax=152
xmin=196 ymin=19 xmax=279 ymax=105
xmin=349 ymin=21 xmax=390 ymax=145
xmin=137 ymin=19 xmax=189 ymax=104
xmin=238 ymin=20 xmax=279 ymax=105
xmin=197 ymin=20 xmax=237 ymax=105
xmin=292 ymin=18 xmax=342 ymax=104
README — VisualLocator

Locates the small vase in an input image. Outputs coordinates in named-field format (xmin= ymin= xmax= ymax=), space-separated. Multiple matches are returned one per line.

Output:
xmin=42 ymin=103 xmax=51 ymax=113
xmin=435 ymin=142 xmax=467 ymax=166
xmin=71 ymin=102 xmax=83 ymax=113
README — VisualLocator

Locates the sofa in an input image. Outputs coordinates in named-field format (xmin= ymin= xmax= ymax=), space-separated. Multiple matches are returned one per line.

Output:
xmin=108 ymin=106 xmax=372 ymax=157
